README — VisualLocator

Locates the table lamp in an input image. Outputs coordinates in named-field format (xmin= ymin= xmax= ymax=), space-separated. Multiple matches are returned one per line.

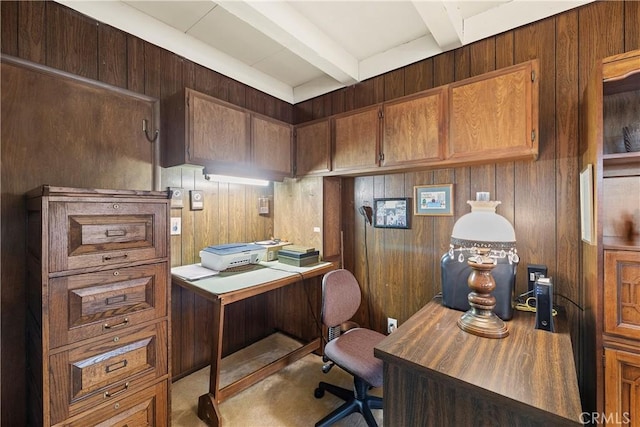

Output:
xmin=448 ymin=192 xmax=518 ymax=338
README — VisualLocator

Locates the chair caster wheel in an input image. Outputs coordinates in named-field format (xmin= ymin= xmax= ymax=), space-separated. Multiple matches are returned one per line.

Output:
xmin=314 ymin=387 xmax=324 ymax=398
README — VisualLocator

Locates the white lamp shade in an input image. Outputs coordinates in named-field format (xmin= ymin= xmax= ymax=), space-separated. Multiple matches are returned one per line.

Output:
xmin=451 ymin=200 xmax=516 ymax=248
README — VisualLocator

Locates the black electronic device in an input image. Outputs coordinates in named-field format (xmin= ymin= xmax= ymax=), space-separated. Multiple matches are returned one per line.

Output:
xmin=534 ymin=277 xmax=555 ymax=332
xmin=527 ymin=264 xmax=548 ymax=294
xmin=440 ymin=251 xmax=517 ymax=320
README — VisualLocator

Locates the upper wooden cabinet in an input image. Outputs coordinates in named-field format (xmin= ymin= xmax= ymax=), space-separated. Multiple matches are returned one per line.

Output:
xmin=163 ymin=88 xmax=292 ymax=179
xmin=295 ymin=118 xmax=331 ymax=176
xmin=381 ymin=87 xmax=446 ymax=168
xmin=448 ymin=60 xmax=539 ymax=163
xmin=332 ymin=105 xmax=381 ymax=173
xmin=251 ymin=115 xmax=293 ymax=177
xmin=292 ymin=60 xmax=539 ymax=178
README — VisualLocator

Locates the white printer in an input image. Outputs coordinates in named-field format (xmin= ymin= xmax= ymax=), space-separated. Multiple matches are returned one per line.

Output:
xmin=199 ymin=243 xmax=266 ymax=271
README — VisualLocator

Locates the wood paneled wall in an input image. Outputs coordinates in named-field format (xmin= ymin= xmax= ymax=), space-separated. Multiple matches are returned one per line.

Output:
xmin=0 ymin=2 xmax=283 ymax=425
xmin=2 ymin=1 xmax=639 ymax=424
xmin=294 ymin=0 xmax=639 ymax=414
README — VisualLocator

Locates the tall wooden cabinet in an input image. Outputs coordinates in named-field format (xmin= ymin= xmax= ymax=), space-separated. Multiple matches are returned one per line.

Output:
xmin=26 ymin=186 xmax=171 ymax=427
xmin=582 ymin=49 xmax=640 ymax=419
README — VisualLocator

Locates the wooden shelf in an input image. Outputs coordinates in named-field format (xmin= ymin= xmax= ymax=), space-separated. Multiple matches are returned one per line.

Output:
xmin=603 ymin=151 xmax=640 ymax=166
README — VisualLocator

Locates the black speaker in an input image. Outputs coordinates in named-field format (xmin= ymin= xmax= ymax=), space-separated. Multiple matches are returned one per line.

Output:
xmin=534 ymin=277 xmax=554 ymax=332
xmin=441 ymin=251 xmax=517 ymax=320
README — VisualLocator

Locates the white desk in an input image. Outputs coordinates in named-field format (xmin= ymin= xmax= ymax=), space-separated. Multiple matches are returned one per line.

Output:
xmin=172 ymin=261 xmax=335 ymax=427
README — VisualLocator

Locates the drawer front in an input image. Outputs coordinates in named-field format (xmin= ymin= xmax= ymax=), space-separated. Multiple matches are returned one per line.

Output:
xmin=49 ymin=263 xmax=168 ymax=348
xmin=605 ymin=250 xmax=640 ymax=339
xmin=56 ymin=380 xmax=168 ymax=427
xmin=49 ymin=322 xmax=168 ymax=424
xmin=49 ymin=201 xmax=168 ymax=272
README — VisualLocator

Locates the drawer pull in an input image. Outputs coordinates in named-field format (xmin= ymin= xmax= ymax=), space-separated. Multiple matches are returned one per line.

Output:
xmin=113 ymin=204 xmax=120 ymax=209
xmin=104 ymin=382 xmax=129 ymax=399
xmin=103 ymin=317 xmax=129 ymax=330
xmin=106 ymin=229 xmax=126 ymax=237
xmin=105 ymin=359 xmax=128 ymax=373
xmin=106 ymin=294 xmax=127 ymax=305
xmin=103 ymin=253 xmax=128 ymax=262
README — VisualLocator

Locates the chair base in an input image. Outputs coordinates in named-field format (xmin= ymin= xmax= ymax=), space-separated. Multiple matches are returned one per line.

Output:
xmin=314 ymin=376 xmax=382 ymax=427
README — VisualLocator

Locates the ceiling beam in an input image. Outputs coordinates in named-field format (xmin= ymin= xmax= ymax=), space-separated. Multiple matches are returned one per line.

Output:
xmin=412 ymin=0 xmax=463 ymax=51
xmin=218 ymin=0 xmax=359 ymax=86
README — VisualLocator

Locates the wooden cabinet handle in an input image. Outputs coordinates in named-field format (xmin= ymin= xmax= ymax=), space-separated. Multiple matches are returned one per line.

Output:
xmin=105 ymin=359 xmax=128 ymax=373
xmin=104 ymin=382 xmax=129 ymax=399
xmin=103 ymin=253 xmax=128 ymax=262
xmin=103 ymin=317 xmax=129 ymax=330
xmin=106 ymin=229 xmax=126 ymax=237
xmin=106 ymin=294 xmax=127 ymax=305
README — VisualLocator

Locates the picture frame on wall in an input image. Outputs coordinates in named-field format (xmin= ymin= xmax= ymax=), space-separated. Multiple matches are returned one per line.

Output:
xmin=580 ymin=164 xmax=594 ymax=244
xmin=414 ymin=184 xmax=454 ymax=216
xmin=374 ymin=198 xmax=411 ymax=229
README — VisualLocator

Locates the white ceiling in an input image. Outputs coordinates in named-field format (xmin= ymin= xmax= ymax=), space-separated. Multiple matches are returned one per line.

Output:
xmin=57 ymin=0 xmax=593 ymax=104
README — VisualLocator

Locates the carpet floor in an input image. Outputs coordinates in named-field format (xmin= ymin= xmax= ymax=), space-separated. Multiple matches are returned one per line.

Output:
xmin=171 ymin=333 xmax=383 ymax=427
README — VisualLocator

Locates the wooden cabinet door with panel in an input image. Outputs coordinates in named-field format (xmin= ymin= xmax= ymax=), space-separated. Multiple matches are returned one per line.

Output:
xmin=333 ymin=105 xmax=381 ymax=172
xmin=604 ymin=347 xmax=638 ymax=426
xmin=382 ymin=88 xmax=446 ymax=168
xmin=252 ymin=114 xmax=292 ymax=177
xmin=295 ymin=119 xmax=331 ymax=176
xmin=605 ymin=250 xmax=640 ymax=339
xmin=448 ymin=59 xmax=539 ymax=164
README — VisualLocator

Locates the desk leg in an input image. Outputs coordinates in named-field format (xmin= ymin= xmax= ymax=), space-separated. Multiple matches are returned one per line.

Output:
xmin=198 ymin=298 xmax=224 ymax=426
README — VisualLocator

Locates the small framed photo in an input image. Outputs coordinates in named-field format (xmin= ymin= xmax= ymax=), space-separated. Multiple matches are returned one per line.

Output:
xmin=414 ymin=184 xmax=453 ymax=216
xmin=374 ymin=198 xmax=411 ymax=229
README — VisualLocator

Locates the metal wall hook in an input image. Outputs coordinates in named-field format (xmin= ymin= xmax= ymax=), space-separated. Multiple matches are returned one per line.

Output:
xmin=142 ymin=119 xmax=159 ymax=143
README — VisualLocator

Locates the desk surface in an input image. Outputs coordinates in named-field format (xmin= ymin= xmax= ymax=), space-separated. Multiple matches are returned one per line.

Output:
xmin=172 ymin=261 xmax=334 ymax=302
xmin=374 ymin=300 xmax=582 ymax=425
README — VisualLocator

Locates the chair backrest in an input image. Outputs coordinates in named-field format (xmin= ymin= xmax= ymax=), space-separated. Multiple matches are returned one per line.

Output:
xmin=322 ymin=269 xmax=362 ymax=328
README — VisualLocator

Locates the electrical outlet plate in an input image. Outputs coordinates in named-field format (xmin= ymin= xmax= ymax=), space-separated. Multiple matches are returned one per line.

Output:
xmin=387 ymin=317 xmax=398 ymax=334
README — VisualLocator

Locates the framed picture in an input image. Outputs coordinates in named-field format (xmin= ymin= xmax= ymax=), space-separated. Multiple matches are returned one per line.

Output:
xmin=414 ymin=184 xmax=454 ymax=216
xmin=374 ymin=198 xmax=411 ymax=229
xmin=580 ymin=164 xmax=594 ymax=244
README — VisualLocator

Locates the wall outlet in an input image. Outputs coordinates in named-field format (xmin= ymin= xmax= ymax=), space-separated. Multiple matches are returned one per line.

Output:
xmin=387 ymin=317 xmax=398 ymax=334
xmin=527 ymin=264 xmax=548 ymax=294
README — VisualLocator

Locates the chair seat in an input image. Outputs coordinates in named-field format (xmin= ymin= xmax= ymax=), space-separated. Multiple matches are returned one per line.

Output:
xmin=324 ymin=328 xmax=385 ymax=387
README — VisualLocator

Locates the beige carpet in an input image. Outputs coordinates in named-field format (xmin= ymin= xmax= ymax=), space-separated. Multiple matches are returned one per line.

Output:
xmin=171 ymin=333 xmax=383 ymax=427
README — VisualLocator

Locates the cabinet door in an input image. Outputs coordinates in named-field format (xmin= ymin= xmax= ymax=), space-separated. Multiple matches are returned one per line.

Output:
xmin=49 ymin=200 xmax=168 ymax=273
xmin=382 ymin=88 xmax=446 ymax=167
xmin=333 ymin=106 xmax=380 ymax=172
xmin=252 ymin=115 xmax=292 ymax=177
xmin=448 ymin=60 xmax=539 ymax=163
xmin=61 ymin=380 xmax=168 ymax=427
xmin=604 ymin=347 xmax=637 ymax=425
xmin=295 ymin=119 xmax=331 ymax=176
xmin=605 ymin=250 xmax=640 ymax=339
xmin=49 ymin=321 xmax=168 ymax=424
xmin=187 ymin=89 xmax=250 ymax=166
xmin=49 ymin=262 xmax=168 ymax=348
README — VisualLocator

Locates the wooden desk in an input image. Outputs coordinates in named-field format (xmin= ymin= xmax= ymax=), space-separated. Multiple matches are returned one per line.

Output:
xmin=374 ymin=300 xmax=582 ymax=426
xmin=172 ymin=261 xmax=335 ymax=427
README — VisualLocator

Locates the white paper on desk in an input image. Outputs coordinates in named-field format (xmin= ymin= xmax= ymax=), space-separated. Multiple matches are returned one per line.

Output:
xmin=172 ymin=264 xmax=219 ymax=281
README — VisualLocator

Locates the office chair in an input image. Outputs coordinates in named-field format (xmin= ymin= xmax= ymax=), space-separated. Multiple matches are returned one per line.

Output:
xmin=314 ymin=269 xmax=385 ymax=427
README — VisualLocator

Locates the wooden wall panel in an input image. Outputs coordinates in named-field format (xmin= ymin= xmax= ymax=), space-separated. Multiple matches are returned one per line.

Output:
xmin=97 ymin=23 xmax=127 ymax=88
xmin=46 ymin=4 xmax=97 ymax=78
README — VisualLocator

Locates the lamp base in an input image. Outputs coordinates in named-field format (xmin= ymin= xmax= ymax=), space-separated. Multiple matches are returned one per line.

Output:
xmin=457 ymin=309 xmax=509 ymax=339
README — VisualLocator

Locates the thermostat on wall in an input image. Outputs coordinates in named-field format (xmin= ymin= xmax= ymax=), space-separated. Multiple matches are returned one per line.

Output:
xmin=190 ymin=190 xmax=204 ymax=210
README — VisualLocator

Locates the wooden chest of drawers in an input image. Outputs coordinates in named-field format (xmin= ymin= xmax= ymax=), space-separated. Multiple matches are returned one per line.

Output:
xmin=26 ymin=186 xmax=171 ymax=426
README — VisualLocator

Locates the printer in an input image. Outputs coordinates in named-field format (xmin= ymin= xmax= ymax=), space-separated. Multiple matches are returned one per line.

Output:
xmin=199 ymin=243 xmax=266 ymax=271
